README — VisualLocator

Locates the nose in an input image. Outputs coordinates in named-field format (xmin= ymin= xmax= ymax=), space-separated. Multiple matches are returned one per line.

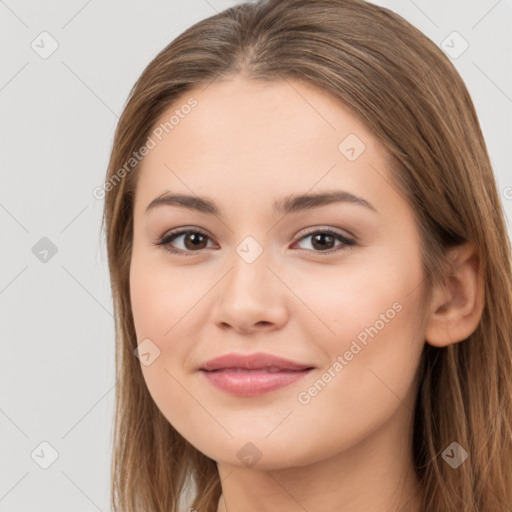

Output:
xmin=211 ymin=252 xmax=289 ymax=334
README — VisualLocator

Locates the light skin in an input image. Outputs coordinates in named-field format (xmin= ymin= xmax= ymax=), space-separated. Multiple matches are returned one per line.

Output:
xmin=129 ymin=76 xmax=484 ymax=512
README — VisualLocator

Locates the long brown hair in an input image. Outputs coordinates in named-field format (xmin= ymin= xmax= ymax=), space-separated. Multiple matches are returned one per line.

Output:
xmin=101 ymin=0 xmax=512 ymax=510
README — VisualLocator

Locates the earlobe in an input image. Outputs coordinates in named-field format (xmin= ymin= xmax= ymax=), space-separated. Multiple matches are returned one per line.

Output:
xmin=425 ymin=243 xmax=485 ymax=348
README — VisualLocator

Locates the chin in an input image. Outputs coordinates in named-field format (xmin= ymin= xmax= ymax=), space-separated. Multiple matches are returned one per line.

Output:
xmin=195 ymin=435 xmax=326 ymax=471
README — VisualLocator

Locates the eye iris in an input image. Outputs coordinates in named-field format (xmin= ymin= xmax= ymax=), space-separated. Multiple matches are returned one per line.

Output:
xmin=184 ymin=232 xmax=208 ymax=250
xmin=311 ymin=233 xmax=335 ymax=251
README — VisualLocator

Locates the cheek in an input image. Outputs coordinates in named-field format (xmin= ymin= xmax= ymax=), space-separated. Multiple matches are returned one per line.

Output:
xmin=129 ymin=252 xmax=205 ymax=345
xmin=129 ymin=256 xmax=203 ymax=433
xmin=286 ymin=283 xmax=426 ymax=467
xmin=129 ymin=253 xmax=214 ymax=413
xmin=298 ymin=247 xmax=425 ymax=355
xmin=310 ymin=255 xmax=425 ymax=375
xmin=294 ymin=249 xmax=426 ymax=412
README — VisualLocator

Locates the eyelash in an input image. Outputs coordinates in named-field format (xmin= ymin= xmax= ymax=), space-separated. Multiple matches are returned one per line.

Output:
xmin=153 ymin=227 xmax=357 ymax=257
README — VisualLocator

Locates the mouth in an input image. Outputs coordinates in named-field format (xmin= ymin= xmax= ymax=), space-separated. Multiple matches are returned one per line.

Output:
xmin=198 ymin=352 xmax=315 ymax=396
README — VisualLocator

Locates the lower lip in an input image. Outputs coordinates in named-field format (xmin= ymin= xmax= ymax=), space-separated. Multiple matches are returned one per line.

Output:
xmin=200 ymin=368 xmax=313 ymax=396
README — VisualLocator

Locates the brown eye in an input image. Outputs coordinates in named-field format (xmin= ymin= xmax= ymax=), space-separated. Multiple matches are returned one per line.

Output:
xmin=181 ymin=232 xmax=209 ymax=250
xmin=311 ymin=232 xmax=336 ymax=250
xmin=293 ymin=229 xmax=356 ymax=253
xmin=156 ymin=229 xmax=214 ymax=256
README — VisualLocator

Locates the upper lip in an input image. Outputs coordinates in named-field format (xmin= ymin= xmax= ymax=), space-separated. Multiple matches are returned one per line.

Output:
xmin=199 ymin=352 xmax=314 ymax=371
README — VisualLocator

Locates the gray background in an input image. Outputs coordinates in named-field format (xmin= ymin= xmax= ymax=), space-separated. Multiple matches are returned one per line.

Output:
xmin=1 ymin=0 xmax=511 ymax=510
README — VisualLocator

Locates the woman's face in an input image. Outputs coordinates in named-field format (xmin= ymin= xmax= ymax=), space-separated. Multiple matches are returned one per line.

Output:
xmin=130 ymin=77 xmax=429 ymax=469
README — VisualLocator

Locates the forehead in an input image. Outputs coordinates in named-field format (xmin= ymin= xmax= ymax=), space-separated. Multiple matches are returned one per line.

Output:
xmin=133 ymin=77 xmax=395 ymax=215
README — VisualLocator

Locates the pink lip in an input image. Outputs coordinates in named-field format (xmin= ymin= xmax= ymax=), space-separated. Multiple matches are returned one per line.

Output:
xmin=199 ymin=352 xmax=314 ymax=396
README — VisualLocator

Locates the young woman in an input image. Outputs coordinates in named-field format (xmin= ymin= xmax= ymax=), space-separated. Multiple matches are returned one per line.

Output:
xmin=101 ymin=0 xmax=512 ymax=510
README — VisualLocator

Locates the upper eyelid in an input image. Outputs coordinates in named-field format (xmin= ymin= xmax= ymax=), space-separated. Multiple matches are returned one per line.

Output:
xmin=295 ymin=226 xmax=356 ymax=240
xmin=161 ymin=225 xmax=354 ymax=239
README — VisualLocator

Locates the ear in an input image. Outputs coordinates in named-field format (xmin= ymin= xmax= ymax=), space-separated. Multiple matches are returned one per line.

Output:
xmin=425 ymin=243 xmax=485 ymax=347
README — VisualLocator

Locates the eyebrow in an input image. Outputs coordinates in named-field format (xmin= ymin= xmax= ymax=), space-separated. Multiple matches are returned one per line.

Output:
xmin=145 ymin=190 xmax=378 ymax=216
